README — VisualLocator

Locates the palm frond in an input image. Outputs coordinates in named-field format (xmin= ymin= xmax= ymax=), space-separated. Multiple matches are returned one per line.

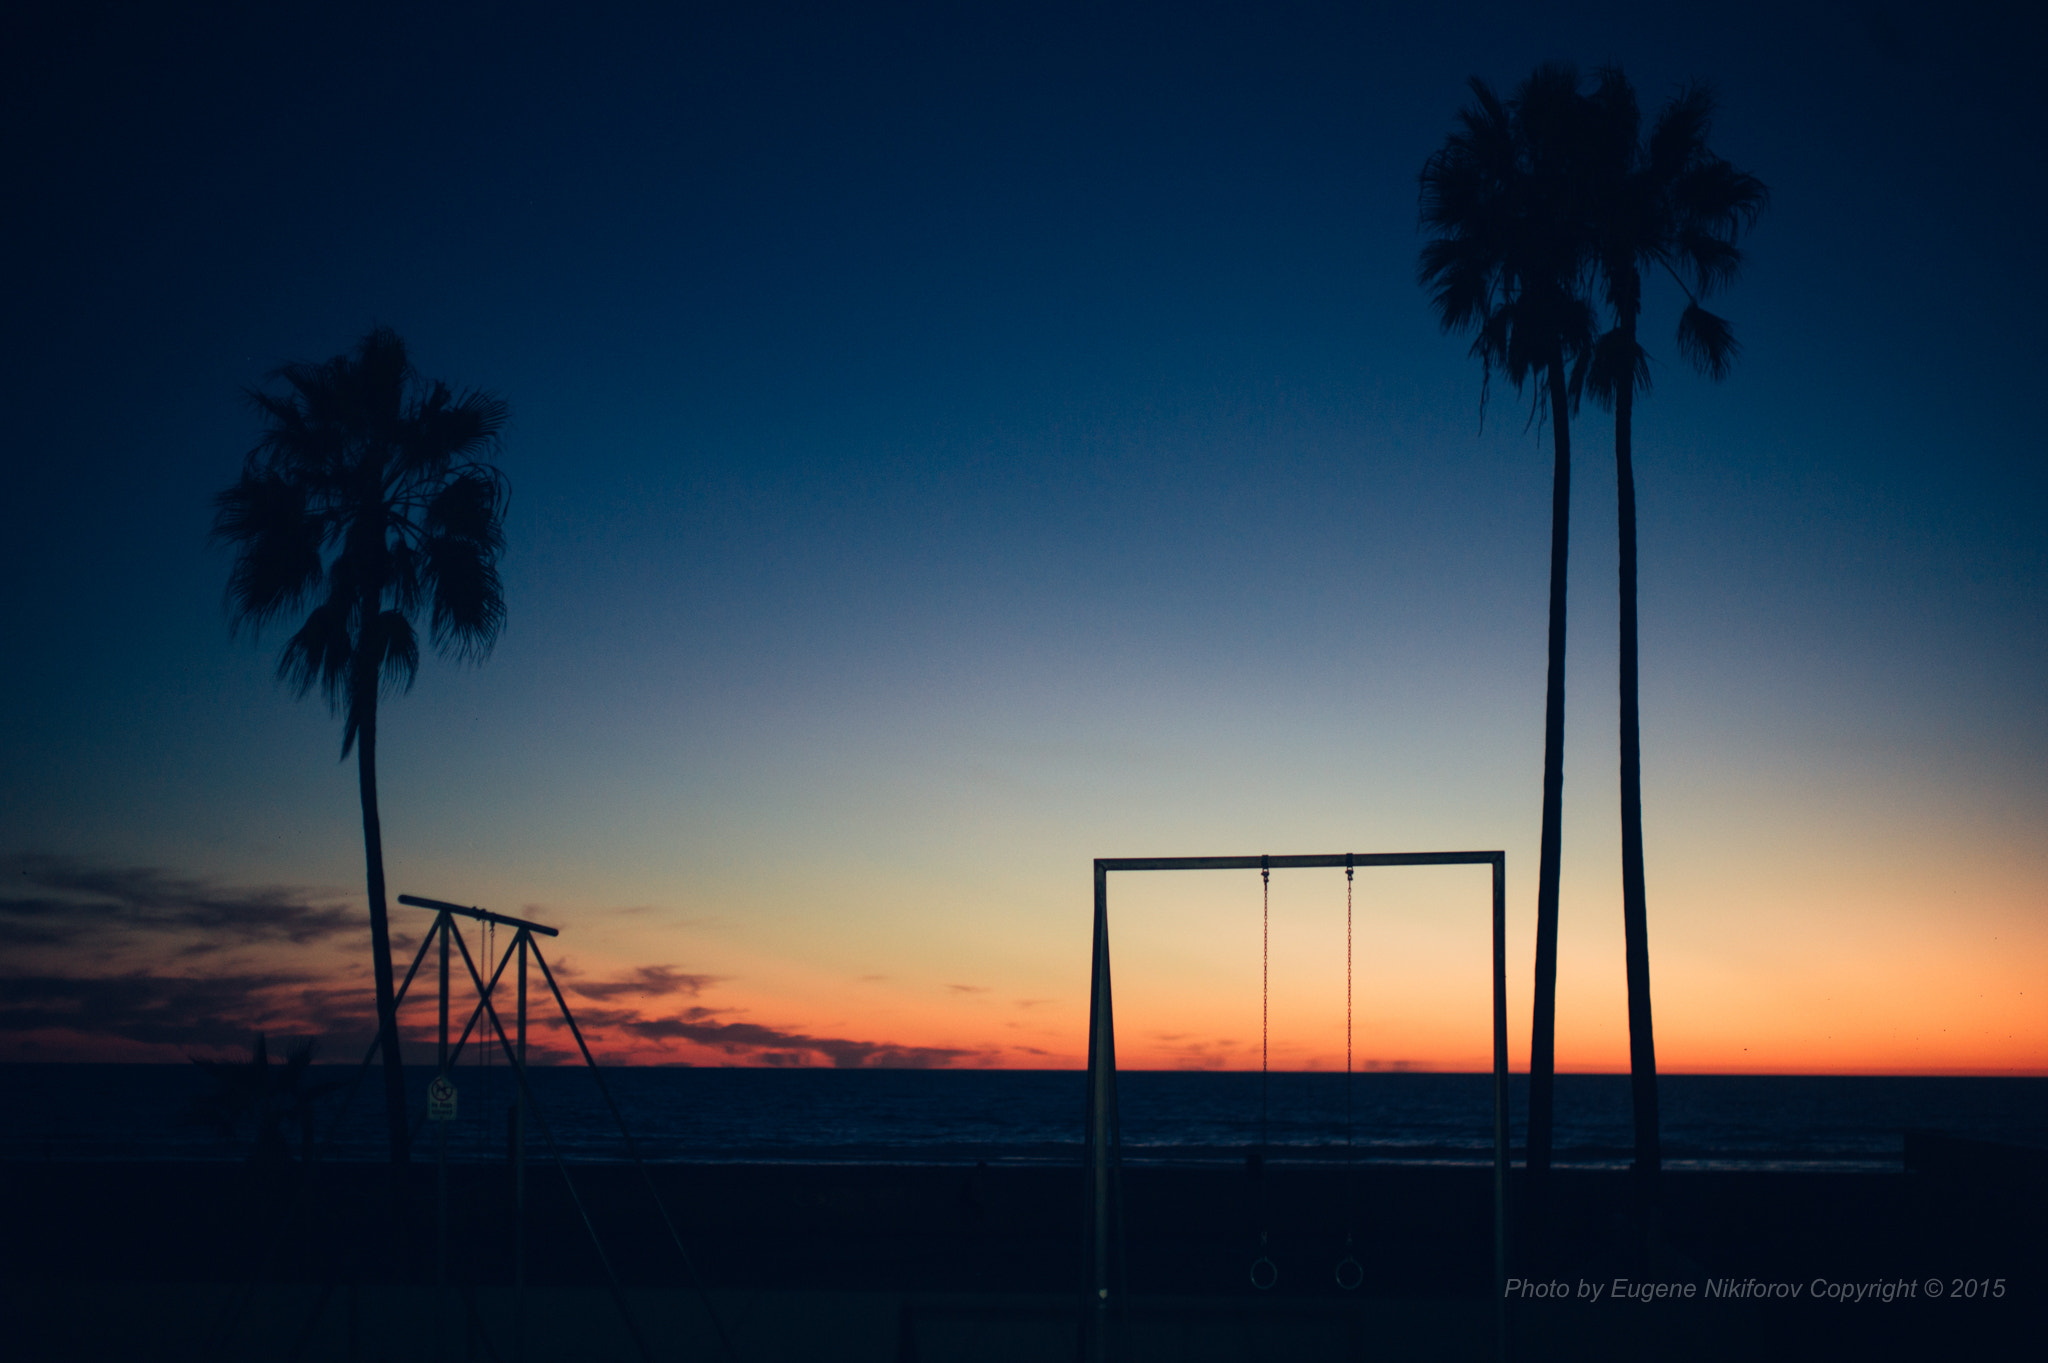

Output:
xmin=277 ymin=593 xmax=355 ymax=713
xmin=367 ymin=610 xmax=420 ymax=697
xmin=1585 ymin=327 xmax=1654 ymax=411
xmin=1676 ymin=302 xmax=1740 ymax=380
xmin=1647 ymin=82 xmax=1716 ymax=180
xmin=349 ymin=327 xmax=416 ymax=440
xmin=1669 ymin=229 xmax=1743 ymax=295
xmin=1673 ymin=155 xmax=1769 ymax=232
xmin=213 ymin=470 xmax=324 ymax=632
xmin=1588 ymin=66 xmax=1641 ymax=170
xmin=425 ymin=469 xmax=507 ymax=549
xmin=1417 ymin=236 xmax=1499 ymax=336
xmin=425 ymin=543 xmax=506 ymax=659
xmin=399 ymin=385 xmax=507 ymax=481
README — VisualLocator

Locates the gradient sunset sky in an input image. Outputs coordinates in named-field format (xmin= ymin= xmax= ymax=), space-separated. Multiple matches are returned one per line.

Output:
xmin=2 ymin=2 xmax=2041 ymax=1075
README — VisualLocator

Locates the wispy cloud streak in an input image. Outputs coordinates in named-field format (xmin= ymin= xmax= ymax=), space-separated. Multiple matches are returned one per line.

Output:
xmin=561 ymin=964 xmax=724 ymax=1001
xmin=0 ymin=854 xmax=357 ymax=953
xmin=575 ymin=1004 xmax=976 ymax=1068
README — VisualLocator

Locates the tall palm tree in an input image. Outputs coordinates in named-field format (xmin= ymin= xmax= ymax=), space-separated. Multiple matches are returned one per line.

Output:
xmin=213 ymin=327 xmax=508 ymax=1167
xmin=1418 ymin=64 xmax=1597 ymax=1196
xmin=1581 ymin=70 xmax=1768 ymax=1227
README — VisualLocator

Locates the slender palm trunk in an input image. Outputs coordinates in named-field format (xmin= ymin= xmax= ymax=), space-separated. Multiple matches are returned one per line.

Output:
xmin=1614 ymin=317 xmax=1661 ymax=1240
xmin=356 ymin=678 xmax=410 ymax=1169
xmin=1526 ymin=359 xmax=1573 ymax=1210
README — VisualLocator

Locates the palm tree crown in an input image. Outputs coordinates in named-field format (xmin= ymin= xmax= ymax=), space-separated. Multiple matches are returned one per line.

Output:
xmin=1418 ymin=63 xmax=1598 ymax=422
xmin=214 ymin=326 xmax=508 ymax=747
xmin=1581 ymin=69 xmax=1770 ymax=408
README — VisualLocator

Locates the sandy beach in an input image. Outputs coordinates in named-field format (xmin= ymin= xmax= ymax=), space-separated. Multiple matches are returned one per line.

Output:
xmin=3 ymin=1152 xmax=2039 ymax=1359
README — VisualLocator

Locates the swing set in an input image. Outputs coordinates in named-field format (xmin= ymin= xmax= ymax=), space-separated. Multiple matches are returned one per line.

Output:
xmin=1081 ymin=850 xmax=1509 ymax=1339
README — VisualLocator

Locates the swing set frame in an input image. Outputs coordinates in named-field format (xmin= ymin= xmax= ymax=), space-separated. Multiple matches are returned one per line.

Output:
xmin=1083 ymin=852 xmax=1508 ymax=1335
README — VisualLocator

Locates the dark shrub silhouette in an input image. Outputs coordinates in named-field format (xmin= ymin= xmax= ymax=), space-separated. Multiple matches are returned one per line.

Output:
xmin=186 ymin=1034 xmax=347 ymax=1164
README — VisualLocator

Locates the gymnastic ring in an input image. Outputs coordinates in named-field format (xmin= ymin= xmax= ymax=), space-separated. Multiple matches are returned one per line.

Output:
xmin=1334 ymin=1256 xmax=1364 ymax=1292
xmin=1249 ymin=1256 xmax=1279 ymax=1291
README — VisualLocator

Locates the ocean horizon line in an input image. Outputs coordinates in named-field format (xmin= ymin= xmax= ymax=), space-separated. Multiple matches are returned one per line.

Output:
xmin=5 ymin=1060 xmax=2043 ymax=1078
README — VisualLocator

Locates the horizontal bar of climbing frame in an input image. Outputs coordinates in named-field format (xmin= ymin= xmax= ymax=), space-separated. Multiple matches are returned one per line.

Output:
xmin=397 ymin=894 xmax=561 ymax=937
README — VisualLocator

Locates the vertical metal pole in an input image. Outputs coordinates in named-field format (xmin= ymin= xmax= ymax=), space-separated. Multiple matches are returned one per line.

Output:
xmin=438 ymin=911 xmax=451 ymax=1346
xmin=1491 ymin=856 xmax=1509 ymax=1363
xmin=515 ymin=929 xmax=528 ymax=1363
xmin=1084 ymin=860 xmax=1116 ymax=1354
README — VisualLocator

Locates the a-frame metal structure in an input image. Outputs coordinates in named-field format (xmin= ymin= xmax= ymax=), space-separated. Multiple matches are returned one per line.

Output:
xmin=208 ymin=894 xmax=734 ymax=1363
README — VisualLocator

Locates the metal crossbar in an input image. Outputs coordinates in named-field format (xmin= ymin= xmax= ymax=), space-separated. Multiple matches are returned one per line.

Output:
xmin=397 ymin=894 xmax=560 ymax=936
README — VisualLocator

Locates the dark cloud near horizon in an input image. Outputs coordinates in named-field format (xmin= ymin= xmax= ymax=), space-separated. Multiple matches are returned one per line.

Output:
xmin=0 ymin=859 xmax=967 ymax=1067
xmin=1 ymin=854 xmax=358 ymax=955
xmin=0 ymin=967 xmax=546 ymax=1060
xmin=0 ymin=970 xmax=350 ymax=1048
xmin=578 ymin=1003 xmax=975 ymax=1069
xmin=0 ymin=855 xmax=468 ymax=1056
xmin=564 ymin=964 xmax=724 ymax=1001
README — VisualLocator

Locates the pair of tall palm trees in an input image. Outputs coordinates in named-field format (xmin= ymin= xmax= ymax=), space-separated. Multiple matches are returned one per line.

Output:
xmin=1418 ymin=64 xmax=1767 ymax=1225
xmin=213 ymin=328 xmax=509 ymax=1166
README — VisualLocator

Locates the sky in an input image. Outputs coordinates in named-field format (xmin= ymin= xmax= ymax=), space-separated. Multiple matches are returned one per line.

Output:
xmin=1 ymin=1 xmax=2042 ymax=1075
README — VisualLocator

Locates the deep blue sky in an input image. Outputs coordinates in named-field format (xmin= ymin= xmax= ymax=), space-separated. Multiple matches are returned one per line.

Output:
xmin=2 ymin=1 xmax=2042 ymax=1071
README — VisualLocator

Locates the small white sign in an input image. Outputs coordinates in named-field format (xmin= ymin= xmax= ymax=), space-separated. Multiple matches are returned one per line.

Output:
xmin=427 ymin=1075 xmax=458 ymax=1123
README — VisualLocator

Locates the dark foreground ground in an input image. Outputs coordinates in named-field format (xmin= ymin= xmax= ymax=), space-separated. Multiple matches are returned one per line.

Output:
xmin=1 ymin=1137 xmax=2039 ymax=1360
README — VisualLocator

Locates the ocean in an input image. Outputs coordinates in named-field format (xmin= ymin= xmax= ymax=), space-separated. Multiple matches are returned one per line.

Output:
xmin=4 ymin=1064 xmax=2043 ymax=1171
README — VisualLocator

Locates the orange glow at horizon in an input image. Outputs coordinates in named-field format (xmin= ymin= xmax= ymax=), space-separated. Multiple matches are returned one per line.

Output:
xmin=5 ymin=797 xmax=2043 ymax=1077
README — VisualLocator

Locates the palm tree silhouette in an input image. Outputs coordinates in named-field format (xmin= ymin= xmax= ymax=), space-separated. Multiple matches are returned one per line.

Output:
xmin=213 ymin=327 xmax=508 ymax=1168
xmin=1418 ymin=64 xmax=1597 ymax=1189
xmin=1580 ymin=68 xmax=1768 ymax=1223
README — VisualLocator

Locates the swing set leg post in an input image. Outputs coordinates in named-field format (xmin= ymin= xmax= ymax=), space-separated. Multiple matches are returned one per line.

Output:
xmin=1082 ymin=860 xmax=1117 ymax=1336
xmin=514 ymin=929 xmax=527 ymax=1363
xmin=438 ymin=909 xmax=452 ymax=1354
xmin=1491 ymin=854 xmax=1511 ymax=1363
